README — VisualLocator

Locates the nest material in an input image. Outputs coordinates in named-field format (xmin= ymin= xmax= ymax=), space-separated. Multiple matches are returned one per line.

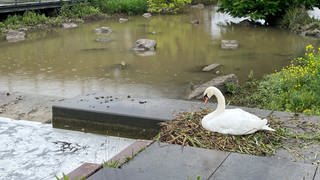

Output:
xmin=158 ymin=109 xmax=286 ymax=156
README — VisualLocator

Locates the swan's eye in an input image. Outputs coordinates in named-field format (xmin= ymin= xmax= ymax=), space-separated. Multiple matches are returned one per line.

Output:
xmin=203 ymin=94 xmax=208 ymax=99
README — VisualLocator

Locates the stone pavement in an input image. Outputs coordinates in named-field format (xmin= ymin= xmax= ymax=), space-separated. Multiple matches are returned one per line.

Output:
xmin=52 ymin=93 xmax=320 ymax=179
xmin=88 ymin=142 xmax=319 ymax=180
xmin=0 ymin=117 xmax=135 ymax=180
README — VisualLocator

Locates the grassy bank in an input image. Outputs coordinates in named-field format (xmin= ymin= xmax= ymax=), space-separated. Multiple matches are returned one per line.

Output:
xmin=228 ymin=45 xmax=320 ymax=116
xmin=0 ymin=0 xmax=217 ymax=33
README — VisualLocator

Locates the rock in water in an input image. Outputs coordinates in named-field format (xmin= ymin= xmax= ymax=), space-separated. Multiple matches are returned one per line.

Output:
xmin=221 ymin=40 xmax=239 ymax=49
xmin=187 ymin=74 xmax=238 ymax=100
xmin=119 ymin=18 xmax=128 ymax=23
xmin=95 ymin=27 xmax=112 ymax=34
xmin=6 ymin=30 xmax=26 ymax=42
xmin=191 ymin=19 xmax=200 ymax=24
xmin=134 ymin=39 xmax=157 ymax=51
xmin=202 ymin=64 xmax=220 ymax=72
xmin=143 ymin=13 xmax=152 ymax=18
xmin=62 ymin=23 xmax=78 ymax=29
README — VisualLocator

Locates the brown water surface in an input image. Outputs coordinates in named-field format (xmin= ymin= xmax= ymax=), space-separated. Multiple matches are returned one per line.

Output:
xmin=0 ymin=7 xmax=316 ymax=98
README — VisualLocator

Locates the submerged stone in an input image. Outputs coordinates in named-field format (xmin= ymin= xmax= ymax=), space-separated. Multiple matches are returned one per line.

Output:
xmin=142 ymin=13 xmax=152 ymax=18
xmin=221 ymin=40 xmax=239 ymax=49
xmin=6 ymin=30 xmax=26 ymax=43
xmin=134 ymin=39 xmax=157 ymax=51
xmin=95 ymin=27 xmax=112 ymax=34
xmin=187 ymin=74 xmax=238 ymax=99
xmin=62 ymin=23 xmax=78 ymax=29
xmin=202 ymin=64 xmax=220 ymax=72
xmin=119 ymin=18 xmax=129 ymax=23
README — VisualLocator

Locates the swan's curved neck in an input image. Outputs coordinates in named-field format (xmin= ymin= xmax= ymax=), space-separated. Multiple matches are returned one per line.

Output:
xmin=213 ymin=88 xmax=225 ymax=114
xmin=203 ymin=87 xmax=226 ymax=118
xmin=202 ymin=87 xmax=226 ymax=130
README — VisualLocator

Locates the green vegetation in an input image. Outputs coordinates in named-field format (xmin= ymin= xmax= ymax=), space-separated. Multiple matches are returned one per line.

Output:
xmin=191 ymin=0 xmax=216 ymax=5
xmin=90 ymin=0 xmax=147 ymax=15
xmin=1 ymin=11 xmax=48 ymax=29
xmin=218 ymin=0 xmax=320 ymax=25
xmin=103 ymin=160 xmax=121 ymax=168
xmin=59 ymin=2 xmax=101 ymax=18
xmin=0 ymin=0 xmax=194 ymax=32
xmin=147 ymin=0 xmax=191 ymax=13
xmin=251 ymin=45 xmax=320 ymax=115
xmin=280 ymin=7 xmax=313 ymax=30
xmin=227 ymin=45 xmax=320 ymax=116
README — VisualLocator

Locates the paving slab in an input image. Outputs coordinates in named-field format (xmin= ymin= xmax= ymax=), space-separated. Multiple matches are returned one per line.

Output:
xmin=315 ymin=167 xmax=320 ymax=180
xmin=53 ymin=92 xmax=207 ymax=139
xmin=88 ymin=142 xmax=230 ymax=180
xmin=209 ymin=153 xmax=317 ymax=180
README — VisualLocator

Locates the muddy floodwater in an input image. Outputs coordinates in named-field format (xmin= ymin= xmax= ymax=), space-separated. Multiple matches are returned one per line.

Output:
xmin=0 ymin=7 xmax=317 ymax=98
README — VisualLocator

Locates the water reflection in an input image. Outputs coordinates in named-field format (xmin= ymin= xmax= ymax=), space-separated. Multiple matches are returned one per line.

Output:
xmin=0 ymin=6 xmax=316 ymax=98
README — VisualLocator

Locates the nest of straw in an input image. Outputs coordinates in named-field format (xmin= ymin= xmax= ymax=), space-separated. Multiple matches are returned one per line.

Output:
xmin=158 ymin=109 xmax=286 ymax=156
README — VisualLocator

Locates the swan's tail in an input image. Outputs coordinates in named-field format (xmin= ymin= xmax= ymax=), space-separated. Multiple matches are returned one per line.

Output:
xmin=261 ymin=119 xmax=275 ymax=132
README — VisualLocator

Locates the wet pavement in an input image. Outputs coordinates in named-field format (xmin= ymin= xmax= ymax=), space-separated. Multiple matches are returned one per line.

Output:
xmin=0 ymin=91 xmax=64 ymax=123
xmin=0 ymin=117 xmax=135 ymax=180
xmin=89 ymin=142 xmax=318 ymax=180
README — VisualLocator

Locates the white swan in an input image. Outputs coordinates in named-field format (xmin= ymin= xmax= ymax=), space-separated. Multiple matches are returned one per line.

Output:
xmin=201 ymin=86 xmax=275 ymax=135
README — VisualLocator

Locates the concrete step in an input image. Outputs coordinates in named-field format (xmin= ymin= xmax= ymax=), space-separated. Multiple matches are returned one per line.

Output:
xmin=52 ymin=92 xmax=206 ymax=139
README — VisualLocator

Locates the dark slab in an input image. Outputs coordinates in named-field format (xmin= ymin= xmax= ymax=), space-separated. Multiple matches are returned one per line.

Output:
xmin=209 ymin=153 xmax=317 ymax=180
xmin=315 ymin=167 xmax=320 ymax=180
xmin=88 ymin=142 xmax=230 ymax=180
xmin=52 ymin=92 xmax=207 ymax=139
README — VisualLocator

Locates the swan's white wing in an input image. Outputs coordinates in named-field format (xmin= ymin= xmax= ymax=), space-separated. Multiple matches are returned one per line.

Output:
xmin=203 ymin=108 xmax=268 ymax=135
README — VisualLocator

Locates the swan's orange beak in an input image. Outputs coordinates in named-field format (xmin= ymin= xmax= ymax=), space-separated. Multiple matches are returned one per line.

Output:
xmin=204 ymin=96 xmax=209 ymax=104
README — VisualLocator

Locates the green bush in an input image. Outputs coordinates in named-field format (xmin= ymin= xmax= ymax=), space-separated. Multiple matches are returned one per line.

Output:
xmin=22 ymin=11 xmax=48 ymax=26
xmin=191 ymin=0 xmax=216 ymax=5
xmin=280 ymin=7 xmax=314 ymax=30
xmin=90 ymin=0 xmax=147 ymax=15
xmin=4 ymin=14 xmax=21 ymax=28
xmin=3 ymin=11 xmax=49 ymax=29
xmin=60 ymin=2 xmax=101 ymax=18
xmin=218 ymin=0 xmax=320 ymax=25
xmin=252 ymin=45 xmax=320 ymax=115
xmin=147 ymin=0 xmax=191 ymax=14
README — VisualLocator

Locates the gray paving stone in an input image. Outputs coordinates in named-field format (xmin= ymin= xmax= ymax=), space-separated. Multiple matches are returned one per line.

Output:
xmin=315 ymin=167 xmax=320 ymax=180
xmin=89 ymin=142 xmax=229 ymax=180
xmin=210 ymin=153 xmax=317 ymax=180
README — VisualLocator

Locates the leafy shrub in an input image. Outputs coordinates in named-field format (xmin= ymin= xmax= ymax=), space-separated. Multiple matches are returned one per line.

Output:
xmin=147 ymin=0 xmax=191 ymax=14
xmin=60 ymin=2 xmax=101 ymax=18
xmin=22 ymin=11 xmax=48 ymax=26
xmin=252 ymin=45 xmax=320 ymax=115
xmin=218 ymin=0 xmax=320 ymax=25
xmin=280 ymin=7 xmax=314 ymax=31
xmin=89 ymin=0 xmax=147 ymax=15
xmin=191 ymin=0 xmax=216 ymax=5
xmin=4 ymin=14 xmax=21 ymax=28
xmin=3 ymin=11 xmax=48 ymax=28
